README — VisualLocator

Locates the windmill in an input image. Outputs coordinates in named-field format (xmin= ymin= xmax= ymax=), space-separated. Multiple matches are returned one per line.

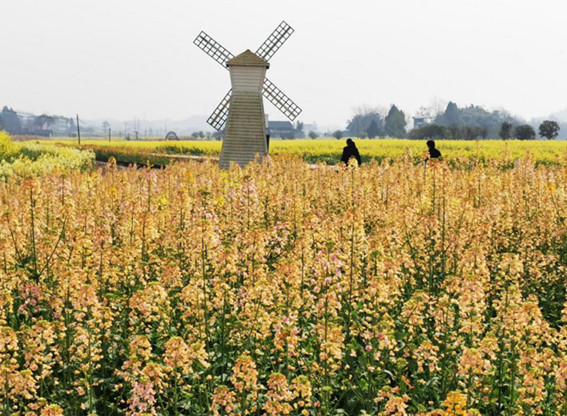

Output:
xmin=194 ymin=21 xmax=302 ymax=169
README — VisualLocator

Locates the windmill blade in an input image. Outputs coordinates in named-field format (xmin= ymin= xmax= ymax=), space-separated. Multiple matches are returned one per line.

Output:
xmin=256 ymin=21 xmax=294 ymax=61
xmin=194 ymin=31 xmax=234 ymax=68
xmin=207 ymin=90 xmax=232 ymax=131
xmin=262 ymin=78 xmax=302 ymax=121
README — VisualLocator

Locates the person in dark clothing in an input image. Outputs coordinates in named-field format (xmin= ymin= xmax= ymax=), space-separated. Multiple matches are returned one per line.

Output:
xmin=340 ymin=138 xmax=362 ymax=166
xmin=426 ymin=140 xmax=441 ymax=159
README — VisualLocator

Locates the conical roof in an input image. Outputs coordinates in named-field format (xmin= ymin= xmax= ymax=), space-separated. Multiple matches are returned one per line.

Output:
xmin=227 ymin=50 xmax=269 ymax=68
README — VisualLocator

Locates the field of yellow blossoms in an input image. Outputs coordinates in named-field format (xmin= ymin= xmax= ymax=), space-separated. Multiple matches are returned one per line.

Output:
xmin=1 ymin=153 xmax=567 ymax=415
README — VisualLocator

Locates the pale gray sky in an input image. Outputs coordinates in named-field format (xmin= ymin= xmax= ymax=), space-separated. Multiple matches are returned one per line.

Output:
xmin=2 ymin=0 xmax=567 ymax=129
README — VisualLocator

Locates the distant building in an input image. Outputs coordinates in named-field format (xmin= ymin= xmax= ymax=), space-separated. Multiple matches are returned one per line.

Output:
xmin=413 ymin=116 xmax=434 ymax=129
xmin=268 ymin=120 xmax=295 ymax=138
xmin=50 ymin=117 xmax=75 ymax=136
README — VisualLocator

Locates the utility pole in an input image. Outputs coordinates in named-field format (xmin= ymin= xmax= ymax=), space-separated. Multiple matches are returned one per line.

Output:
xmin=108 ymin=127 xmax=111 ymax=142
xmin=76 ymin=114 xmax=81 ymax=145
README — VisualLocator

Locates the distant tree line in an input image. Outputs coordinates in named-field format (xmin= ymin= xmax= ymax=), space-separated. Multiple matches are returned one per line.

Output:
xmin=409 ymin=101 xmax=543 ymax=140
xmin=0 ymin=106 xmax=76 ymax=137
xmin=411 ymin=119 xmax=559 ymax=141
xmin=408 ymin=101 xmax=524 ymax=140
xmin=346 ymin=105 xmax=407 ymax=139
xmin=346 ymin=101 xmax=561 ymax=140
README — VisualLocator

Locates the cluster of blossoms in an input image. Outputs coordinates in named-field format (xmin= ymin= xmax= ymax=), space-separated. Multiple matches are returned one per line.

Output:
xmin=0 ymin=154 xmax=567 ymax=414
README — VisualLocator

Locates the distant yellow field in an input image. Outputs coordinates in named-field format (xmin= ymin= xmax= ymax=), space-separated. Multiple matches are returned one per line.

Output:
xmin=44 ymin=138 xmax=567 ymax=165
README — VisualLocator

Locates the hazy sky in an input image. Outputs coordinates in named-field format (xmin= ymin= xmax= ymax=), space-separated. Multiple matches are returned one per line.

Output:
xmin=2 ymin=0 xmax=567 ymax=130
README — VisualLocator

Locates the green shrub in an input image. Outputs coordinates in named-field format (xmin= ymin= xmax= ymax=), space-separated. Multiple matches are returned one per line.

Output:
xmin=0 ymin=132 xmax=95 ymax=179
xmin=0 ymin=131 xmax=17 ymax=160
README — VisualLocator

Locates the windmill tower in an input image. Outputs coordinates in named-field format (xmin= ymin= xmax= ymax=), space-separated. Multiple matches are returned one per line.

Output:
xmin=194 ymin=21 xmax=302 ymax=169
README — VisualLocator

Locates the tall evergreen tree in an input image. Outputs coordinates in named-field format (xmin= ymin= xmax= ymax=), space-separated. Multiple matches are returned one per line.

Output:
xmin=366 ymin=120 xmax=379 ymax=138
xmin=1 ymin=107 xmax=22 ymax=135
xmin=438 ymin=101 xmax=461 ymax=125
xmin=384 ymin=105 xmax=406 ymax=138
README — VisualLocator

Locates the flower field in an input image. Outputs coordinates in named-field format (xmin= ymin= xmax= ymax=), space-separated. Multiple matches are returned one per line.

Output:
xmin=46 ymin=138 xmax=567 ymax=167
xmin=1 ymin=153 xmax=567 ymax=415
xmin=0 ymin=133 xmax=94 ymax=179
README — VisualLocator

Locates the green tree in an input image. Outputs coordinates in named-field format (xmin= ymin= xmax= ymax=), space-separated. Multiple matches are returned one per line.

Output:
xmin=408 ymin=124 xmax=446 ymax=140
xmin=499 ymin=122 xmax=513 ymax=139
xmin=332 ymin=130 xmax=343 ymax=140
xmin=308 ymin=130 xmax=318 ymax=140
xmin=462 ymin=126 xmax=482 ymax=140
xmin=538 ymin=120 xmax=560 ymax=140
xmin=515 ymin=124 xmax=536 ymax=140
xmin=384 ymin=105 xmax=406 ymax=138
xmin=346 ymin=108 xmax=383 ymax=137
xmin=366 ymin=120 xmax=380 ymax=138
xmin=445 ymin=125 xmax=461 ymax=139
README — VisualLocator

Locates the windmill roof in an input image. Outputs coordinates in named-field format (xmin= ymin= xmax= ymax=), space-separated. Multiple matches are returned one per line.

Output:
xmin=227 ymin=50 xmax=269 ymax=67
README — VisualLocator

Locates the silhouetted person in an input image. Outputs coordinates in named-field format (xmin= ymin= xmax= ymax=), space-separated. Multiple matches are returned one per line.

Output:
xmin=427 ymin=140 xmax=441 ymax=159
xmin=340 ymin=138 xmax=362 ymax=166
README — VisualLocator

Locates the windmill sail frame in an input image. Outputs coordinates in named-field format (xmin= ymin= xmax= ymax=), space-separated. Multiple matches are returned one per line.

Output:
xmin=193 ymin=31 xmax=234 ymax=67
xmin=193 ymin=21 xmax=302 ymax=131
xmin=263 ymin=78 xmax=301 ymax=121
xmin=207 ymin=89 xmax=232 ymax=131
xmin=256 ymin=21 xmax=294 ymax=62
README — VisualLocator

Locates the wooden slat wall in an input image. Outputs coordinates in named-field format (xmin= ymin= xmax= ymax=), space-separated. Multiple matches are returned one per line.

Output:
xmin=220 ymin=64 xmax=268 ymax=169
xmin=220 ymin=92 xmax=267 ymax=169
